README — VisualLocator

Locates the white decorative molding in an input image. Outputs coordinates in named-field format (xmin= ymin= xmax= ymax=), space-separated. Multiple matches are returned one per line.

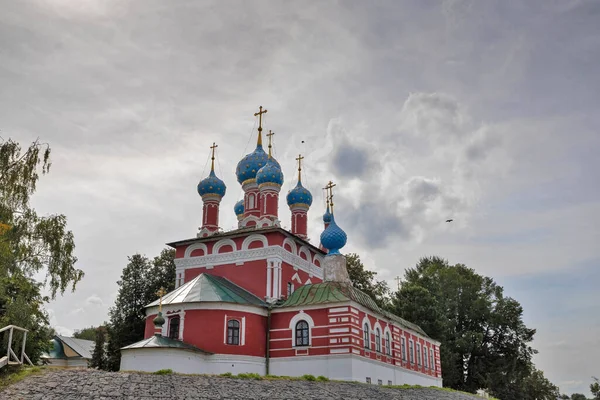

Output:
xmin=282 ymin=238 xmax=297 ymax=255
xmin=240 ymin=215 xmax=260 ymax=227
xmin=213 ymin=238 xmax=238 ymax=254
xmin=298 ymin=245 xmax=311 ymax=262
xmin=241 ymin=234 xmax=268 ymax=250
xmin=313 ymin=254 xmax=324 ymax=267
xmin=289 ymin=311 xmax=315 ymax=348
xmin=147 ymin=302 xmax=267 ymax=317
xmin=175 ymin=245 xmax=323 ymax=280
xmin=184 ymin=243 xmax=209 ymax=258
xmin=291 ymin=272 xmax=302 ymax=284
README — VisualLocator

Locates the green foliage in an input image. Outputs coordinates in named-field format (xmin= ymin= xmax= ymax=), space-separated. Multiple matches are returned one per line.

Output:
xmin=591 ymin=377 xmax=600 ymax=399
xmin=73 ymin=326 xmax=103 ymax=341
xmin=571 ymin=393 xmax=588 ymax=400
xmin=316 ymin=375 xmax=329 ymax=381
xmin=219 ymin=372 xmax=233 ymax=377
xmin=0 ymin=138 xmax=83 ymax=364
xmin=236 ymin=372 xmax=262 ymax=380
xmin=345 ymin=253 xmax=391 ymax=309
xmin=0 ymin=366 xmax=44 ymax=389
xmin=104 ymin=249 xmax=175 ymax=371
xmin=153 ymin=369 xmax=173 ymax=375
xmin=89 ymin=327 xmax=107 ymax=370
xmin=301 ymin=374 xmax=316 ymax=381
xmin=392 ymin=256 xmax=547 ymax=398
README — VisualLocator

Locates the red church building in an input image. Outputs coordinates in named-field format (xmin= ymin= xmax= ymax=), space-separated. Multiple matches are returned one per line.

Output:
xmin=120 ymin=107 xmax=442 ymax=386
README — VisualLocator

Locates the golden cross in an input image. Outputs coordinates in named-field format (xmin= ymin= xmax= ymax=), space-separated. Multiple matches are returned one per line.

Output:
xmin=254 ymin=106 xmax=268 ymax=145
xmin=266 ymin=130 xmax=275 ymax=157
xmin=296 ymin=154 xmax=304 ymax=182
xmin=323 ymin=180 xmax=336 ymax=213
xmin=210 ymin=142 xmax=218 ymax=171
xmin=156 ymin=287 xmax=167 ymax=312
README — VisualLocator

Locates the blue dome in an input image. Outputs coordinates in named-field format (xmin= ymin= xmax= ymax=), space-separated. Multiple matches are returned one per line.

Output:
xmin=234 ymin=199 xmax=245 ymax=216
xmin=320 ymin=215 xmax=347 ymax=255
xmin=256 ymin=157 xmax=284 ymax=186
xmin=323 ymin=205 xmax=332 ymax=223
xmin=197 ymin=170 xmax=226 ymax=197
xmin=236 ymin=145 xmax=281 ymax=184
xmin=286 ymin=181 xmax=313 ymax=207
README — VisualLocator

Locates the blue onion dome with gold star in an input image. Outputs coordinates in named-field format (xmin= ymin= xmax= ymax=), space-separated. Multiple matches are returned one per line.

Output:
xmin=256 ymin=156 xmax=284 ymax=187
xmin=320 ymin=213 xmax=347 ymax=255
xmin=287 ymin=181 xmax=313 ymax=207
xmin=236 ymin=142 xmax=281 ymax=185
xmin=197 ymin=169 xmax=226 ymax=197
xmin=323 ymin=203 xmax=332 ymax=223
xmin=234 ymin=199 xmax=245 ymax=216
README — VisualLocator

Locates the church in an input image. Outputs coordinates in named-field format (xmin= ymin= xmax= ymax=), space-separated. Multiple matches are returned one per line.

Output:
xmin=119 ymin=107 xmax=443 ymax=387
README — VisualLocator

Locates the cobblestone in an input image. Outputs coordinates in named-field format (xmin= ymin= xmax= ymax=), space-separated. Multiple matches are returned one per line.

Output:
xmin=1 ymin=369 xmax=484 ymax=400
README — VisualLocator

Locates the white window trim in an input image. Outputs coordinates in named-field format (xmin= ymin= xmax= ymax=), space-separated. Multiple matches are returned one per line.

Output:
xmin=289 ymin=312 xmax=314 ymax=348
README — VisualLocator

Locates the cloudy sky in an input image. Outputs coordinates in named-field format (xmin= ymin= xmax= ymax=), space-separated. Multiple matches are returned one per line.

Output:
xmin=2 ymin=0 xmax=599 ymax=395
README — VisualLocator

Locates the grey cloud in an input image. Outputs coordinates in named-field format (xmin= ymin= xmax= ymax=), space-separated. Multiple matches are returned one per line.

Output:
xmin=331 ymin=142 xmax=372 ymax=178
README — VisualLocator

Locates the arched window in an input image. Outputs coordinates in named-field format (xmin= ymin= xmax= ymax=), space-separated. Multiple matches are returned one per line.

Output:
xmin=248 ymin=194 xmax=255 ymax=209
xmin=168 ymin=316 xmax=180 ymax=340
xmin=363 ymin=323 xmax=370 ymax=349
xmin=227 ymin=320 xmax=240 ymax=345
xmin=375 ymin=328 xmax=381 ymax=352
xmin=385 ymin=332 xmax=391 ymax=355
xmin=295 ymin=320 xmax=309 ymax=346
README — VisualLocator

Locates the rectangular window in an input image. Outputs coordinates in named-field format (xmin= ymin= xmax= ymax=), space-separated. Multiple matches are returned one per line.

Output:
xmin=227 ymin=319 xmax=240 ymax=345
xmin=385 ymin=332 xmax=391 ymax=355
xmin=377 ymin=379 xmax=382 ymax=385
xmin=401 ymin=337 xmax=407 ymax=361
xmin=366 ymin=377 xmax=371 ymax=384
xmin=430 ymin=348 xmax=435 ymax=372
xmin=409 ymin=340 xmax=414 ymax=364
xmin=424 ymin=347 xmax=428 ymax=369
xmin=388 ymin=380 xmax=392 ymax=386
xmin=287 ymin=282 xmax=293 ymax=296
xmin=416 ymin=343 xmax=421 ymax=366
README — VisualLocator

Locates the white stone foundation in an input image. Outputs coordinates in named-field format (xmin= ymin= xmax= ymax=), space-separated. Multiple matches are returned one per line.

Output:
xmin=270 ymin=354 xmax=442 ymax=387
xmin=120 ymin=349 xmax=265 ymax=375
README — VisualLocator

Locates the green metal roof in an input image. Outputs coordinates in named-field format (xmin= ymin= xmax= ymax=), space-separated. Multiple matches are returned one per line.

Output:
xmin=279 ymin=282 xmax=429 ymax=338
xmin=146 ymin=273 xmax=267 ymax=308
xmin=121 ymin=334 xmax=212 ymax=354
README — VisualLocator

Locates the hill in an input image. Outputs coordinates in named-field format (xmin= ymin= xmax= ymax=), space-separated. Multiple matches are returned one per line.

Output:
xmin=2 ymin=369 xmax=489 ymax=399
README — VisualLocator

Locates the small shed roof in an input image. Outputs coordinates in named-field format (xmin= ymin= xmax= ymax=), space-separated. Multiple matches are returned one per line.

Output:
xmin=121 ymin=334 xmax=212 ymax=354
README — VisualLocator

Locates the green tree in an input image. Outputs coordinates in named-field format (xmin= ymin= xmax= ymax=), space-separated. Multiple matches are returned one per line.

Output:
xmin=105 ymin=249 xmax=175 ymax=371
xmin=591 ymin=376 xmax=600 ymax=399
xmin=517 ymin=368 xmax=560 ymax=400
xmin=393 ymin=256 xmax=537 ymax=397
xmin=89 ymin=327 xmax=106 ymax=370
xmin=73 ymin=326 xmax=102 ymax=341
xmin=571 ymin=393 xmax=588 ymax=400
xmin=0 ymin=138 xmax=83 ymax=363
xmin=345 ymin=253 xmax=390 ymax=309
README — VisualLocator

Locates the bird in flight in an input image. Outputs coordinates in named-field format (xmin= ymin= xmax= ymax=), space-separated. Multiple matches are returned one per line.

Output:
xmin=446 ymin=219 xmax=453 ymax=223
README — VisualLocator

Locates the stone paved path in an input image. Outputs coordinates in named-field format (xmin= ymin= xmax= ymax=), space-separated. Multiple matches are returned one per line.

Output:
xmin=1 ymin=369 xmax=484 ymax=400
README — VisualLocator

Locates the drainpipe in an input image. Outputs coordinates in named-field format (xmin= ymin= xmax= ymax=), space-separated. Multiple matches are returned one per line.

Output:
xmin=265 ymin=305 xmax=272 ymax=376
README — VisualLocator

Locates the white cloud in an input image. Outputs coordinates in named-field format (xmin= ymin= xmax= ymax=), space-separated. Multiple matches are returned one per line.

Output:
xmin=85 ymin=295 xmax=104 ymax=307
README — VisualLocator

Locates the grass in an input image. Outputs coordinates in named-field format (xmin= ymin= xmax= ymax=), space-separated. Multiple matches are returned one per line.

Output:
xmin=153 ymin=369 xmax=173 ymax=375
xmin=0 ymin=366 xmax=45 ymax=390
